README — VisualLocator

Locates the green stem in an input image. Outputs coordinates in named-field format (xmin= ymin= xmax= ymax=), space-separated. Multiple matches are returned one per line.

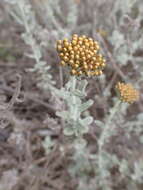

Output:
xmin=98 ymin=99 xmax=121 ymax=188
xmin=70 ymin=76 xmax=79 ymax=136
xmin=18 ymin=2 xmax=41 ymax=63
xmin=99 ymin=99 xmax=121 ymax=148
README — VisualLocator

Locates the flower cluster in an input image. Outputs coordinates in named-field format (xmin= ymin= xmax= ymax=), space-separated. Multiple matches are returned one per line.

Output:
xmin=56 ymin=34 xmax=106 ymax=76
xmin=115 ymin=82 xmax=139 ymax=103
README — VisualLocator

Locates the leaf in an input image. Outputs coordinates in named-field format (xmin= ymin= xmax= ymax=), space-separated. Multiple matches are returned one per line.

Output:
xmin=56 ymin=111 xmax=69 ymax=120
xmin=77 ymin=124 xmax=89 ymax=134
xmin=109 ymin=30 xmax=124 ymax=49
xmin=77 ymin=79 xmax=88 ymax=93
xmin=79 ymin=116 xmax=93 ymax=126
xmin=65 ymin=76 xmax=76 ymax=90
xmin=132 ymin=160 xmax=143 ymax=183
xmin=78 ymin=99 xmax=93 ymax=112
xmin=74 ymin=138 xmax=87 ymax=149
xmin=63 ymin=127 xmax=74 ymax=136
xmin=72 ymin=90 xmax=85 ymax=98
xmin=53 ymin=88 xmax=70 ymax=99
xmin=67 ymin=95 xmax=82 ymax=106
xmin=119 ymin=159 xmax=130 ymax=176
xmin=94 ymin=120 xmax=104 ymax=128
xmin=35 ymin=61 xmax=46 ymax=69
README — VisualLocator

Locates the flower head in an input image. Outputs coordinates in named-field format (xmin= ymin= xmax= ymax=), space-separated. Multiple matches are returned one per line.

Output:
xmin=56 ymin=34 xmax=106 ymax=76
xmin=115 ymin=82 xmax=139 ymax=103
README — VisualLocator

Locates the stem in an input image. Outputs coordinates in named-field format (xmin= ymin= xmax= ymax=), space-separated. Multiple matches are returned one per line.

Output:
xmin=70 ymin=76 xmax=78 ymax=128
xmin=69 ymin=76 xmax=82 ymax=137
xmin=99 ymin=99 xmax=121 ymax=148
xmin=18 ymin=2 xmax=41 ymax=64
xmin=98 ymin=99 xmax=121 ymax=188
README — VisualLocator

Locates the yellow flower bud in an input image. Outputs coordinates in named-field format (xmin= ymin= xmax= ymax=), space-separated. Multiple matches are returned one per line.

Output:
xmin=115 ymin=82 xmax=139 ymax=103
xmin=56 ymin=34 xmax=106 ymax=76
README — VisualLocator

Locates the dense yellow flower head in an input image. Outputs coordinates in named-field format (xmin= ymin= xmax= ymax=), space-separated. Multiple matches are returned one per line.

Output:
xmin=56 ymin=34 xmax=106 ymax=76
xmin=115 ymin=82 xmax=139 ymax=103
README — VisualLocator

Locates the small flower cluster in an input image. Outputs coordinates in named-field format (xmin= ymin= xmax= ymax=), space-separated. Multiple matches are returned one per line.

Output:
xmin=57 ymin=34 xmax=106 ymax=76
xmin=115 ymin=82 xmax=139 ymax=103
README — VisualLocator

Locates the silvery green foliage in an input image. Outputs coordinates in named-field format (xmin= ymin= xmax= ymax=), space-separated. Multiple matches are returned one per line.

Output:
xmin=54 ymin=76 xmax=94 ymax=188
xmin=96 ymin=100 xmax=122 ymax=189
xmin=69 ymin=138 xmax=91 ymax=177
xmin=5 ymin=0 xmax=55 ymax=90
xmin=132 ymin=159 xmax=143 ymax=183
xmin=31 ymin=0 xmax=78 ymax=41
xmin=56 ymin=76 xmax=93 ymax=136
xmin=95 ymin=96 xmax=142 ymax=190
xmin=119 ymin=159 xmax=130 ymax=177
xmin=69 ymin=138 xmax=97 ymax=190
xmin=121 ymin=112 xmax=143 ymax=142
xmin=98 ymin=99 xmax=121 ymax=146
xmin=96 ymin=153 xmax=119 ymax=190
xmin=108 ymin=0 xmax=143 ymax=67
xmin=75 ymin=151 xmax=119 ymax=190
xmin=119 ymin=158 xmax=143 ymax=186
